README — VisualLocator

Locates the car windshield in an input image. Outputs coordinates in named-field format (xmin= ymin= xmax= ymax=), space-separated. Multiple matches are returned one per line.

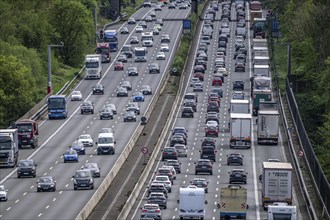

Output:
xmin=98 ymin=137 xmax=114 ymax=144
xmin=18 ymin=161 xmax=33 ymax=166
xmin=39 ymin=177 xmax=51 ymax=183
xmin=85 ymin=163 xmax=97 ymax=169
xmin=79 ymin=135 xmax=90 ymax=139
xmin=75 ymin=171 xmax=91 ymax=178
xmin=66 ymin=150 xmax=76 ymax=155
xmin=16 ymin=124 xmax=33 ymax=132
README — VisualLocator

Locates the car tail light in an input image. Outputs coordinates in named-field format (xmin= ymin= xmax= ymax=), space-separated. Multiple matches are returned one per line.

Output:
xmin=245 ymin=137 xmax=251 ymax=141
xmin=156 ymin=209 xmax=161 ymax=213
xmin=166 ymin=181 xmax=171 ymax=185
xmin=142 ymin=209 xmax=147 ymax=212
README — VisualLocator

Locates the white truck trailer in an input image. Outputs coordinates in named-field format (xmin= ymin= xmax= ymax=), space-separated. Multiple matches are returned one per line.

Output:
xmin=257 ymin=110 xmax=279 ymax=145
xmin=0 ymin=129 xmax=19 ymax=167
xmin=230 ymin=113 xmax=252 ymax=149
xmin=85 ymin=54 xmax=102 ymax=79
xmin=230 ymin=99 xmax=250 ymax=114
xmin=267 ymin=202 xmax=297 ymax=220
xmin=253 ymin=46 xmax=269 ymax=57
xmin=261 ymin=162 xmax=293 ymax=209
xmin=179 ymin=185 xmax=206 ymax=220
xmin=219 ymin=185 xmax=247 ymax=220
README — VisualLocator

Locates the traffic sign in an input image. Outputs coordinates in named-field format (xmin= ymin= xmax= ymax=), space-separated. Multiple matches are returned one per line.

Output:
xmin=141 ymin=147 xmax=148 ymax=154
xmin=297 ymin=150 xmax=304 ymax=157
xmin=183 ymin=19 xmax=191 ymax=29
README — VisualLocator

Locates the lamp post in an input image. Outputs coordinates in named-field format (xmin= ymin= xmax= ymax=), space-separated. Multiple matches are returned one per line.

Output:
xmin=47 ymin=42 xmax=64 ymax=94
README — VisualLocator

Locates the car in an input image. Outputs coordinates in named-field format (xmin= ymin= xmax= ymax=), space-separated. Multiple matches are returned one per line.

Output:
xmin=174 ymin=144 xmax=187 ymax=157
xmin=154 ymin=23 xmax=162 ymax=31
xmin=117 ymin=54 xmax=128 ymax=63
xmin=183 ymin=99 xmax=197 ymax=112
xmin=208 ymin=96 xmax=220 ymax=105
xmin=160 ymin=43 xmax=169 ymax=52
xmin=99 ymin=128 xmax=114 ymax=133
xmin=127 ymin=17 xmax=136 ymax=24
xmin=17 ymin=159 xmax=37 ymax=178
xmin=149 ymin=63 xmax=160 ymax=74
xmin=162 ymin=165 xmax=177 ymax=180
xmin=232 ymin=91 xmax=245 ymax=100
xmin=114 ymin=61 xmax=124 ymax=71
xmin=234 ymin=47 xmax=247 ymax=59
xmin=190 ymin=77 xmax=200 ymax=87
xmin=132 ymin=91 xmax=145 ymax=102
xmin=154 ymin=176 xmax=172 ymax=192
xmin=216 ymin=67 xmax=228 ymax=76
xmin=120 ymin=80 xmax=132 ymax=90
xmin=71 ymin=90 xmax=82 ymax=101
xmin=92 ymin=84 xmax=104 ymax=95
xmin=227 ymin=153 xmax=244 ymax=165
xmin=207 ymin=101 xmax=220 ymax=113
xmin=161 ymin=34 xmax=170 ymax=43
xmin=205 ymin=125 xmax=219 ymax=137
xmin=77 ymin=134 xmax=93 ymax=147
xmin=140 ymin=85 xmax=152 ymax=95
xmin=168 ymin=3 xmax=176 ymax=8
xmin=0 ymin=185 xmax=8 ymax=201
xmin=152 ymin=27 xmax=160 ymax=35
xmin=126 ymin=102 xmax=140 ymax=114
xmin=172 ymin=133 xmax=187 ymax=144
xmin=37 ymin=176 xmax=56 ymax=192
xmin=195 ymin=59 xmax=207 ymax=69
xmin=99 ymin=107 xmax=114 ymax=120
xmin=156 ymin=52 xmax=166 ymax=60
xmin=130 ymin=36 xmax=139 ymax=44
xmin=206 ymin=120 xmax=219 ymax=129
xmin=135 ymin=25 xmax=143 ymax=33
xmin=170 ymin=136 xmax=186 ymax=147
xmin=201 ymin=137 xmax=216 ymax=148
xmin=127 ymin=66 xmax=139 ymax=76
xmin=161 ymin=147 xmax=178 ymax=161
xmin=141 ymin=204 xmax=162 ymax=220
xmin=63 ymin=149 xmax=79 ymax=163
xmin=155 ymin=18 xmax=163 ymax=26
xmin=149 ymin=10 xmax=156 ymax=17
xmin=123 ymin=111 xmax=137 ymax=122
xmin=194 ymin=65 xmax=205 ymax=74
xmin=193 ymin=82 xmax=204 ymax=92
xmin=139 ymin=21 xmax=147 ymax=28
xmin=181 ymin=106 xmax=194 ymax=118
xmin=80 ymin=101 xmax=94 ymax=114
xmin=116 ymin=86 xmax=128 ymax=97
xmin=84 ymin=162 xmax=101 ymax=178
xmin=147 ymin=192 xmax=167 ymax=209
xmin=205 ymin=113 xmax=220 ymax=124
xmin=154 ymin=4 xmax=162 ymax=11
xmin=147 ymin=182 xmax=168 ymax=198
xmin=70 ymin=140 xmax=86 ymax=155
xmin=164 ymin=159 xmax=181 ymax=174
xmin=143 ymin=1 xmax=151 ymax=7
xmin=195 ymin=159 xmax=213 ymax=175
xmin=156 ymin=167 xmax=174 ymax=183
xmin=145 ymin=15 xmax=153 ymax=22
xmin=172 ymin=127 xmax=188 ymax=137
xmin=229 ymin=168 xmax=247 ymax=184
xmin=179 ymin=3 xmax=188 ymax=9
xmin=233 ymin=80 xmax=244 ymax=90
xmin=193 ymin=72 xmax=204 ymax=81
xmin=190 ymin=178 xmax=209 ymax=193
xmin=120 ymin=27 xmax=129 ymax=34
xmin=103 ymin=103 xmax=117 ymax=114
xmin=72 ymin=169 xmax=94 ymax=190
xmin=210 ymin=88 xmax=223 ymax=98
xmin=212 ymin=76 xmax=223 ymax=86
xmin=236 ymin=53 xmax=246 ymax=63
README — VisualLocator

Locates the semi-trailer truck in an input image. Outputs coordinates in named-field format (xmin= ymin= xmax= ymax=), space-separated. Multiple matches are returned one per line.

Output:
xmin=0 ymin=129 xmax=19 ymax=168
xmin=257 ymin=110 xmax=279 ymax=145
xmin=230 ymin=113 xmax=252 ymax=149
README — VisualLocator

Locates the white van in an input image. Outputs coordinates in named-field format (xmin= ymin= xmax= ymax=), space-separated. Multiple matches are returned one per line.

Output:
xmin=96 ymin=131 xmax=116 ymax=155
xmin=179 ymin=185 xmax=206 ymax=219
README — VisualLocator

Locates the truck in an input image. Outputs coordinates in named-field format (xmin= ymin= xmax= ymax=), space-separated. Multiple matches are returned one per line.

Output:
xmin=0 ymin=129 xmax=19 ymax=168
xmin=179 ymin=185 xmax=206 ymax=220
xmin=85 ymin=54 xmax=102 ymax=79
xmin=252 ymin=38 xmax=268 ymax=48
xmin=96 ymin=43 xmax=111 ymax=63
xmin=252 ymin=76 xmax=272 ymax=116
xmin=134 ymin=47 xmax=147 ymax=62
xmin=96 ymin=131 xmax=116 ymax=155
xmin=253 ymin=56 xmax=270 ymax=66
xmin=230 ymin=99 xmax=250 ymax=114
xmin=253 ymin=46 xmax=269 ymax=57
xmin=47 ymin=95 xmax=68 ymax=119
xmin=261 ymin=162 xmax=293 ymax=209
xmin=219 ymin=185 xmax=247 ymax=220
xmin=250 ymin=1 xmax=263 ymax=28
xmin=141 ymin=32 xmax=154 ymax=47
xmin=254 ymin=64 xmax=270 ymax=77
xmin=267 ymin=202 xmax=297 ymax=220
xmin=14 ymin=119 xmax=39 ymax=149
xmin=253 ymin=17 xmax=267 ymax=38
xmin=257 ymin=110 xmax=279 ymax=145
xmin=103 ymin=30 xmax=118 ymax=51
xmin=230 ymin=113 xmax=252 ymax=149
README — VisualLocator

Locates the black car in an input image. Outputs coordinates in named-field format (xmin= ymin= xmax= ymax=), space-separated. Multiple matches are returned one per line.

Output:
xmin=149 ymin=63 xmax=160 ymax=74
xmin=92 ymin=84 xmax=104 ymax=95
xmin=181 ymin=107 xmax=194 ymax=118
xmin=165 ymin=159 xmax=181 ymax=174
xmin=172 ymin=127 xmax=188 ymax=137
xmin=229 ymin=169 xmax=247 ymax=184
xmin=140 ymin=85 xmax=152 ymax=95
xmin=227 ymin=153 xmax=244 ymax=165
xmin=201 ymin=137 xmax=216 ymax=148
xmin=161 ymin=147 xmax=178 ymax=161
xmin=147 ymin=183 xmax=168 ymax=198
xmin=99 ymin=107 xmax=114 ymax=120
xmin=195 ymin=159 xmax=213 ymax=175
xmin=84 ymin=162 xmax=101 ymax=178
xmin=200 ymin=146 xmax=217 ymax=162
xmin=37 ymin=176 xmax=56 ymax=192
xmin=17 ymin=159 xmax=37 ymax=178
xmin=190 ymin=178 xmax=209 ymax=193
xmin=116 ymin=87 xmax=128 ymax=97
xmin=147 ymin=192 xmax=167 ymax=209
xmin=207 ymin=102 xmax=219 ymax=113
xmin=235 ymin=61 xmax=245 ymax=72
xmin=128 ymin=66 xmax=138 ymax=76
xmin=126 ymin=102 xmax=140 ymax=114
xmin=183 ymin=99 xmax=197 ymax=112
xmin=233 ymin=80 xmax=244 ymax=90
xmin=71 ymin=141 xmax=86 ymax=155
xmin=210 ymin=88 xmax=223 ymax=98
xmin=72 ymin=169 xmax=94 ymax=190
xmin=234 ymin=47 xmax=248 ymax=59
xmin=80 ymin=101 xmax=94 ymax=114
xmin=169 ymin=136 xmax=185 ymax=147
xmin=123 ymin=111 xmax=136 ymax=122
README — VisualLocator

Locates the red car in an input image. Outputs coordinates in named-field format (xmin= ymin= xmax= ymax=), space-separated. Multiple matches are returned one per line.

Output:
xmin=212 ymin=76 xmax=222 ymax=86
xmin=114 ymin=62 xmax=124 ymax=71
xmin=208 ymin=96 xmax=220 ymax=105
xmin=193 ymin=72 xmax=204 ymax=81
xmin=205 ymin=125 xmax=219 ymax=137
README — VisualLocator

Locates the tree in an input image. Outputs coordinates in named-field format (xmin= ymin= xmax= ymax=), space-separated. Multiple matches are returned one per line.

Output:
xmin=49 ymin=0 xmax=94 ymax=66
xmin=0 ymin=55 xmax=36 ymax=127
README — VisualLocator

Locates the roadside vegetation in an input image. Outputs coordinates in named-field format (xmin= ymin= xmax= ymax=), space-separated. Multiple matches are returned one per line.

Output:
xmin=268 ymin=0 xmax=330 ymax=179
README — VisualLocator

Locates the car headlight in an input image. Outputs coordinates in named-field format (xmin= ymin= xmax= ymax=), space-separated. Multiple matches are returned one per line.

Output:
xmin=73 ymin=179 xmax=77 ymax=184
xmin=89 ymin=178 xmax=94 ymax=183
xmin=50 ymin=184 xmax=54 ymax=187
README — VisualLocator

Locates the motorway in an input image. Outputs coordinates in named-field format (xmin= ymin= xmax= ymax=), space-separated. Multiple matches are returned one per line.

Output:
xmin=130 ymin=2 xmax=309 ymax=220
xmin=0 ymin=4 xmax=190 ymax=220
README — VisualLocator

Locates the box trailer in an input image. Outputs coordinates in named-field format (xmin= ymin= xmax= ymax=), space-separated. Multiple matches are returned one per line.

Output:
xmin=219 ymin=185 xmax=247 ymax=220
xmin=179 ymin=185 xmax=206 ymax=219
xmin=230 ymin=99 xmax=250 ymax=114
xmin=230 ymin=113 xmax=252 ymax=149
xmin=257 ymin=110 xmax=279 ymax=145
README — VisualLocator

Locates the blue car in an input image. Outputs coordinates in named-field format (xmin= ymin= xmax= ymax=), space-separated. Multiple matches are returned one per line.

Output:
xmin=63 ymin=149 xmax=79 ymax=163
xmin=132 ymin=92 xmax=145 ymax=102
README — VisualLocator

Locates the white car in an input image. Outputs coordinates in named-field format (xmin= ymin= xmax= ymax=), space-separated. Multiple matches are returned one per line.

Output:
xmin=104 ymin=103 xmax=117 ymax=114
xmin=135 ymin=25 xmax=143 ymax=33
xmin=206 ymin=120 xmax=219 ymax=129
xmin=77 ymin=134 xmax=93 ymax=147
xmin=0 ymin=185 xmax=8 ymax=201
xmin=216 ymin=67 xmax=228 ymax=76
xmin=153 ymin=176 xmax=172 ymax=192
xmin=160 ymin=44 xmax=169 ymax=52
xmin=156 ymin=52 xmax=166 ymax=60
xmin=71 ymin=91 xmax=82 ymax=101
xmin=161 ymin=165 xmax=177 ymax=180
xmin=193 ymin=82 xmax=204 ymax=92
xmin=174 ymin=144 xmax=187 ymax=157
xmin=190 ymin=77 xmax=200 ymax=87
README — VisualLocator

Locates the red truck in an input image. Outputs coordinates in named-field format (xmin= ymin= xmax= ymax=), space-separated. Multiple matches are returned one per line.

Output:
xmin=96 ymin=43 xmax=111 ymax=63
xmin=14 ymin=119 xmax=39 ymax=149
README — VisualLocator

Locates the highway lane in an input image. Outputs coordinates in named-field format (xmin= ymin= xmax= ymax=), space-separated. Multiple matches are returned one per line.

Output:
xmin=131 ymin=2 xmax=304 ymax=220
xmin=0 ymin=4 xmax=191 ymax=220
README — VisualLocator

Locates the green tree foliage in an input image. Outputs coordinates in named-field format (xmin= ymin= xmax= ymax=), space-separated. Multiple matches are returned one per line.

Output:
xmin=49 ymin=0 xmax=94 ymax=66
xmin=0 ymin=55 xmax=36 ymax=127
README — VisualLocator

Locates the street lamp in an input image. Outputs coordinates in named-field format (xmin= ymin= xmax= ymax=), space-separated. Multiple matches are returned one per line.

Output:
xmin=47 ymin=42 xmax=64 ymax=94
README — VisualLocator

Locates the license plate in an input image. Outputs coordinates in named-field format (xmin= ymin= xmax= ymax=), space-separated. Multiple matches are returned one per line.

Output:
xmin=80 ymin=184 xmax=86 ymax=186
xmin=202 ymin=166 xmax=207 ymax=168
xmin=238 ymin=141 xmax=244 ymax=146
xmin=24 ymin=172 xmax=29 ymax=174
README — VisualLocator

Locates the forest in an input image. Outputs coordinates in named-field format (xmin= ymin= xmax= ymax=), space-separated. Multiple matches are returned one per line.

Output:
xmin=268 ymin=0 xmax=330 ymax=179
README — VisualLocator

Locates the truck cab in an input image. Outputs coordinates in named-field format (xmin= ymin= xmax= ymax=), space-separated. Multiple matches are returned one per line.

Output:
xmin=14 ymin=119 xmax=38 ymax=149
xmin=0 ymin=129 xmax=19 ymax=167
